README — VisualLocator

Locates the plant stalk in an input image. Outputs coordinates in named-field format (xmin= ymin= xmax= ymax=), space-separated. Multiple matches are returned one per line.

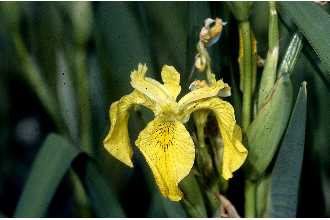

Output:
xmin=239 ymin=21 xmax=253 ymax=130
xmin=245 ymin=180 xmax=256 ymax=217
xmin=238 ymin=20 xmax=256 ymax=217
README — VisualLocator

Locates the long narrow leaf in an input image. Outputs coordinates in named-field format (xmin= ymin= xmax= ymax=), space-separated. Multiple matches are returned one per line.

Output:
xmin=279 ymin=2 xmax=330 ymax=75
xmin=14 ymin=134 xmax=81 ymax=217
xmin=270 ymin=82 xmax=308 ymax=217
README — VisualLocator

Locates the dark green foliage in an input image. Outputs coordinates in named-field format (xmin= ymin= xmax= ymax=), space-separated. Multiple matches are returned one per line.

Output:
xmin=72 ymin=154 xmax=125 ymax=217
xmin=14 ymin=134 xmax=125 ymax=217
xmin=14 ymin=134 xmax=81 ymax=217
xmin=95 ymin=2 xmax=155 ymax=102
xmin=279 ymin=2 xmax=330 ymax=75
xmin=1 ymin=2 xmax=330 ymax=218
xmin=270 ymin=82 xmax=307 ymax=217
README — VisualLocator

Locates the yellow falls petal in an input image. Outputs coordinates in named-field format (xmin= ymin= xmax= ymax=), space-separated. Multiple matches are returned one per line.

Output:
xmin=135 ymin=117 xmax=195 ymax=201
xmin=178 ymin=79 xmax=228 ymax=110
xmin=222 ymin=124 xmax=248 ymax=180
xmin=103 ymin=90 xmax=155 ymax=167
xmin=181 ymin=97 xmax=247 ymax=180
xmin=130 ymin=64 xmax=172 ymax=105
xmin=161 ymin=65 xmax=181 ymax=100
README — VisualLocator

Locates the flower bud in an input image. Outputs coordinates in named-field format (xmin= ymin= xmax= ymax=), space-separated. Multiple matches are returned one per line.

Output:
xmin=200 ymin=17 xmax=226 ymax=47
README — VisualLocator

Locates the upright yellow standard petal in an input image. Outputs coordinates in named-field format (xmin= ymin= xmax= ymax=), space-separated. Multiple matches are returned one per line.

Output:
xmin=161 ymin=65 xmax=181 ymax=100
xmin=103 ymin=90 xmax=155 ymax=167
xmin=135 ymin=117 xmax=195 ymax=201
xmin=182 ymin=97 xmax=247 ymax=180
xmin=130 ymin=64 xmax=171 ymax=105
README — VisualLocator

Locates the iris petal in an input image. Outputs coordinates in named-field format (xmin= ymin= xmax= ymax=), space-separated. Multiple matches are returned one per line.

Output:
xmin=178 ymin=80 xmax=229 ymax=110
xmin=182 ymin=97 xmax=247 ymax=180
xmin=130 ymin=64 xmax=171 ymax=105
xmin=161 ymin=65 xmax=181 ymax=100
xmin=135 ymin=117 xmax=195 ymax=201
xmin=103 ymin=90 xmax=155 ymax=167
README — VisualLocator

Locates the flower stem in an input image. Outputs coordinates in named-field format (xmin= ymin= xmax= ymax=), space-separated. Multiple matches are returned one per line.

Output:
xmin=180 ymin=172 xmax=208 ymax=217
xmin=239 ymin=21 xmax=253 ymax=130
xmin=245 ymin=180 xmax=256 ymax=217
xmin=239 ymin=21 xmax=256 ymax=217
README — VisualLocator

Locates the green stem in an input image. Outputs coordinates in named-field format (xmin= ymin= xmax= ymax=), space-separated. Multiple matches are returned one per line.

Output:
xmin=196 ymin=42 xmax=216 ymax=85
xmin=205 ymin=179 xmax=221 ymax=215
xmin=245 ymin=180 xmax=256 ymax=217
xmin=239 ymin=21 xmax=252 ymax=130
xmin=180 ymin=172 xmax=208 ymax=217
xmin=241 ymin=22 xmax=256 ymax=216
xmin=256 ymin=174 xmax=271 ymax=217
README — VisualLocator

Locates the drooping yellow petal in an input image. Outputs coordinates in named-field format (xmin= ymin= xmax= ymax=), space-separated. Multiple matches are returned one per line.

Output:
xmin=178 ymin=79 xmax=229 ymax=110
xmin=103 ymin=90 xmax=155 ymax=167
xmin=135 ymin=117 xmax=195 ymax=201
xmin=234 ymin=124 xmax=242 ymax=142
xmin=222 ymin=124 xmax=248 ymax=179
xmin=130 ymin=64 xmax=172 ymax=105
xmin=161 ymin=65 xmax=181 ymax=100
xmin=181 ymin=97 xmax=247 ymax=180
xmin=230 ymin=125 xmax=248 ymax=172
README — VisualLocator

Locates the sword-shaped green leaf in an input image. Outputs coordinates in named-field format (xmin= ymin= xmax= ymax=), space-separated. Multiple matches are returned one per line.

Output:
xmin=14 ymin=133 xmax=125 ymax=217
xmin=270 ymin=82 xmax=307 ymax=217
xmin=279 ymin=2 xmax=330 ymax=75
xmin=14 ymin=134 xmax=81 ymax=217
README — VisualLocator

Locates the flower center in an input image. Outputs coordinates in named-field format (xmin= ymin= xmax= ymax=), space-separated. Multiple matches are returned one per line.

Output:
xmin=152 ymin=118 xmax=176 ymax=150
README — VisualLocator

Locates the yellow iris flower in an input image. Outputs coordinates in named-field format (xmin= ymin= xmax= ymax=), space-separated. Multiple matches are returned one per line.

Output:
xmin=103 ymin=64 xmax=247 ymax=201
